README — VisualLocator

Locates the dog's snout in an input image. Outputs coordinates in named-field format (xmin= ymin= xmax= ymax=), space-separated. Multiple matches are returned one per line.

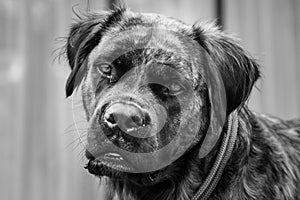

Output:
xmin=102 ymin=103 xmax=151 ymax=131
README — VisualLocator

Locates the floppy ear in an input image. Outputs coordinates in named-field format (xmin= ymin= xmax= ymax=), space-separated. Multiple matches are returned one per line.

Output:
xmin=65 ymin=8 xmax=125 ymax=97
xmin=192 ymin=22 xmax=260 ymax=115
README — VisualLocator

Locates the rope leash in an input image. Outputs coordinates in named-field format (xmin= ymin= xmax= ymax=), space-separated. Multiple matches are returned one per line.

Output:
xmin=191 ymin=111 xmax=238 ymax=200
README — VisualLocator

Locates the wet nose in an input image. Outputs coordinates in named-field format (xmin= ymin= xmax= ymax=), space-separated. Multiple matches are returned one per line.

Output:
xmin=102 ymin=103 xmax=151 ymax=131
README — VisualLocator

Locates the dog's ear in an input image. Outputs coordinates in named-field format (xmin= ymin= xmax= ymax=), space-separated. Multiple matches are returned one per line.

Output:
xmin=192 ymin=22 xmax=260 ymax=115
xmin=65 ymin=8 xmax=126 ymax=97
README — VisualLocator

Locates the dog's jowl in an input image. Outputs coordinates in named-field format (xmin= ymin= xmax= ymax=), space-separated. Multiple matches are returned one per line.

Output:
xmin=65 ymin=7 xmax=300 ymax=200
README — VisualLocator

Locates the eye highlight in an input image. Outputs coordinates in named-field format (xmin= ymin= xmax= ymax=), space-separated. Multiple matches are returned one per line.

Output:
xmin=169 ymin=83 xmax=182 ymax=93
xmin=96 ymin=64 xmax=113 ymax=77
xmin=162 ymin=82 xmax=185 ymax=96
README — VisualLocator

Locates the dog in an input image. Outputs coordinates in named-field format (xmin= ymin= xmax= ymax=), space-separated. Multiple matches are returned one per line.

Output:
xmin=64 ymin=7 xmax=300 ymax=200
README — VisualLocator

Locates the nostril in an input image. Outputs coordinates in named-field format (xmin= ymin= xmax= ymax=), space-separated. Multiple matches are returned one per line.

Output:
xmin=144 ymin=114 xmax=151 ymax=126
xmin=131 ymin=115 xmax=143 ymax=127
xmin=131 ymin=113 xmax=151 ymax=127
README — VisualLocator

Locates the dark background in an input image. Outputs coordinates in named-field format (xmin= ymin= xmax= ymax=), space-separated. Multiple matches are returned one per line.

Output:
xmin=0 ymin=0 xmax=299 ymax=199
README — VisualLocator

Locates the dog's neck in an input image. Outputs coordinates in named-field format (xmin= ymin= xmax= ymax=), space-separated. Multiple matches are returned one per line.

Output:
xmin=106 ymin=107 xmax=296 ymax=200
xmin=106 ymin=110 xmax=246 ymax=200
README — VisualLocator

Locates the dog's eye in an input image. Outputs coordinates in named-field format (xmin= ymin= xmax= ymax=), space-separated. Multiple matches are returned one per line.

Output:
xmin=97 ymin=64 xmax=113 ymax=77
xmin=164 ymin=82 xmax=184 ymax=96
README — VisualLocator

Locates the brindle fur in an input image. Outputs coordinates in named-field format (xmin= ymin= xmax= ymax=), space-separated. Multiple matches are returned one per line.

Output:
xmin=65 ymin=7 xmax=300 ymax=200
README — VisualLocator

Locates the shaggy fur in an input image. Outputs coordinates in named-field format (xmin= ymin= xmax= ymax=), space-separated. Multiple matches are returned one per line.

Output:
xmin=107 ymin=109 xmax=300 ymax=200
xmin=65 ymin=7 xmax=300 ymax=200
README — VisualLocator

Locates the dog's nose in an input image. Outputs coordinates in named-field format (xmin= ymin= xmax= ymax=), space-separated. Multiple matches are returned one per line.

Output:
xmin=103 ymin=103 xmax=151 ymax=131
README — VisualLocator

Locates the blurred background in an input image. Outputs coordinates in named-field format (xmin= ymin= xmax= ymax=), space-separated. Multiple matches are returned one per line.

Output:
xmin=0 ymin=0 xmax=299 ymax=200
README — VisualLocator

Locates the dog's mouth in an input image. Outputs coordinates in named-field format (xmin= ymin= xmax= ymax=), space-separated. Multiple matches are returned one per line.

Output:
xmin=85 ymin=150 xmax=136 ymax=175
xmin=84 ymin=102 xmax=174 ymax=178
xmin=85 ymin=111 xmax=175 ymax=181
xmin=85 ymin=149 xmax=169 ymax=185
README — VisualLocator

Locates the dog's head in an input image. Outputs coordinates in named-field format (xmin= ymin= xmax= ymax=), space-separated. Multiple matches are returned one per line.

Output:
xmin=65 ymin=8 xmax=259 ymax=185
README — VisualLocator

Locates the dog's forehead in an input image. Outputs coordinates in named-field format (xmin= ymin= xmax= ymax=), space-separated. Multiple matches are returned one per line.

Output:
xmin=90 ymin=28 xmax=189 ymax=61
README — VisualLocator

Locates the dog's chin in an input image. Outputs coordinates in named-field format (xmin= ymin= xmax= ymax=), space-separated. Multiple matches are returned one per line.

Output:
xmin=85 ymin=158 xmax=128 ymax=179
xmin=85 ymin=158 xmax=168 ymax=185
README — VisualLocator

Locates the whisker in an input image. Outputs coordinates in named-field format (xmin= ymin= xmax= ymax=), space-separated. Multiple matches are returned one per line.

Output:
xmin=66 ymin=133 xmax=88 ymax=149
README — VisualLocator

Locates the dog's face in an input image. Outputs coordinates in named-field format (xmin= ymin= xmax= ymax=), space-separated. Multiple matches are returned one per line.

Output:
xmin=65 ymin=8 xmax=259 ymax=184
